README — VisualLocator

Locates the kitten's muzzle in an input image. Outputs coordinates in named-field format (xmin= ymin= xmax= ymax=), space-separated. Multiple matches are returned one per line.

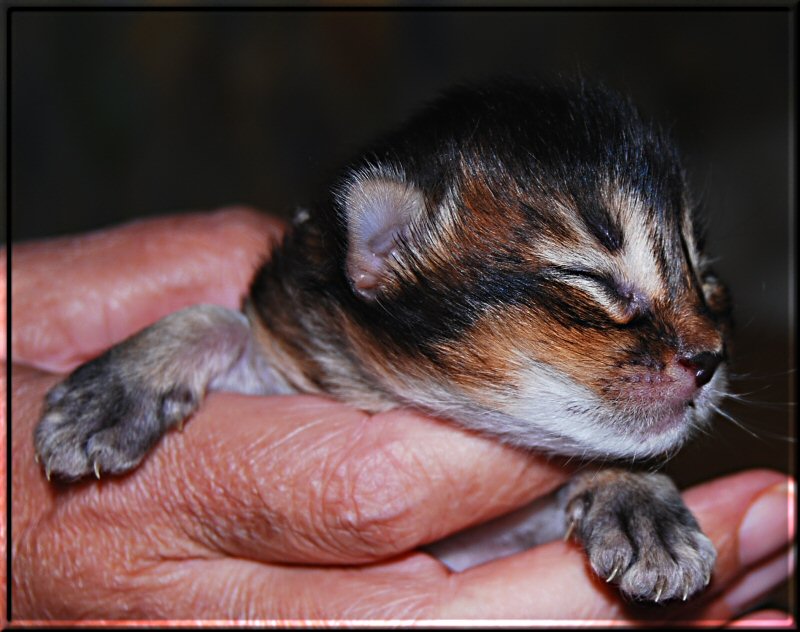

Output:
xmin=619 ymin=349 xmax=723 ymax=409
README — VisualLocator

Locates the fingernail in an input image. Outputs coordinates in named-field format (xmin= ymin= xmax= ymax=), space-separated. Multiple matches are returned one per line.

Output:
xmin=725 ymin=545 xmax=795 ymax=614
xmin=739 ymin=480 xmax=795 ymax=568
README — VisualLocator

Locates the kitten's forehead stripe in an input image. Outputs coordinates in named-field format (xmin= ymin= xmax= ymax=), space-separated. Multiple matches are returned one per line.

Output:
xmin=614 ymin=198 xmax=665 ymax=299
xmin=577 ymin=196 xmax=624 ymax=253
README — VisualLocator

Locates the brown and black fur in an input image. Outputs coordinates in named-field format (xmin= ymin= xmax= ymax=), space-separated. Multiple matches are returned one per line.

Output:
xmin=35 ymin=78 xmax=731 ymax=604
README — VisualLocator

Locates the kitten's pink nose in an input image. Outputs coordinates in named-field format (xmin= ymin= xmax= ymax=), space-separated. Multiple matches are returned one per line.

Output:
xmin=678 ymin=351 xmax=723 ymax=388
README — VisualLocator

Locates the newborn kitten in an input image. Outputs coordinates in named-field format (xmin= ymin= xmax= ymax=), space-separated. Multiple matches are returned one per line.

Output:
xmin=35 ymin=79 xmax=731 ymax=604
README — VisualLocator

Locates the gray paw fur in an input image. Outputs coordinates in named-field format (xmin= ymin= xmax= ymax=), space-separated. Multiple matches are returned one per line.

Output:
xmin=565 ymin=470 xmax=716 ymax=603
xmin=34 ymin=350 xmax=199 ymax=481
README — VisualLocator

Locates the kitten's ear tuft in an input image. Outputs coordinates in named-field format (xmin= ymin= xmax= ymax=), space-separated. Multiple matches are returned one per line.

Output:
xmin=341 ymin=175 xmax=426 ymax=300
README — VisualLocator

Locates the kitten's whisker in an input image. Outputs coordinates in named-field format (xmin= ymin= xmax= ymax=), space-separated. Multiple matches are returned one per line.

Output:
xmin=711 ymin=403 xmax=763 ymax=440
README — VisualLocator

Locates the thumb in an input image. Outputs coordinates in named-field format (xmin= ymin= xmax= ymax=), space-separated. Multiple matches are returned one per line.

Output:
xmin=9 ymin=207 xmax=284 ymax=372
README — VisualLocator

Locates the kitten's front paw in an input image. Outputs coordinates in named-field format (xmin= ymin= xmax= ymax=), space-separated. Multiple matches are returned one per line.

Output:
xmin=565 ymin=470 xmax=716 ymax=603
xmin=34 ymin=351 xmax=199 ymax=481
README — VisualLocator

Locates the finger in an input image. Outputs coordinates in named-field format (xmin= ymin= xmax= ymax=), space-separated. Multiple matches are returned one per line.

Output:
xmin=683 ymin=470 xmax=794 ymax=591
xmin=435 ymin=469 xmax=793 ymax=621
xmin=10 ymin=368 xmax=62 ymax=535
xmin=8 ymin=207 xmax=285 ymax=372
xmin=133 ymin=392 xmax=573 ymax=567
xmin=140 ymin=551 xmax=450 ymax=620
xmin=691 ymin=545 xmax=794 ymax=622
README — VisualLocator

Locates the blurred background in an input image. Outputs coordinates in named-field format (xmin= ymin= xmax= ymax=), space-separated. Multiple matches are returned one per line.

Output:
xmin=9 ymin=6 xmax=795 ymax=614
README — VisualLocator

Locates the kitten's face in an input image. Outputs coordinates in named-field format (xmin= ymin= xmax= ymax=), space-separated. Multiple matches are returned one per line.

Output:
xmin=421 ymin=177 xmax=729 ymax=459
xmin=338 ymin=171 xmax=729 ymax=460
xmin=334 ymin=81 xmax=731 ymax=460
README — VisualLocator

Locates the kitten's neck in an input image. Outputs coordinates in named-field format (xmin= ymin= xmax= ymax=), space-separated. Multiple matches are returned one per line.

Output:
xmin=244 ymin=220 xmax=378 ymax=404
xmin=243 ymin=295 xmax=327 ymax=398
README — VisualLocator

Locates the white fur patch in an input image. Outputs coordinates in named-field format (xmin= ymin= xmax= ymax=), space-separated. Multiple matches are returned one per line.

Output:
xmin=482 ymin=359 xmax=722 ymax=460
xmin=609 ymin=187 xmax=665 ymax=299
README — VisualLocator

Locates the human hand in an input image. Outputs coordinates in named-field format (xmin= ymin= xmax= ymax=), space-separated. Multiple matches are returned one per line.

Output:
xmin=6 ymin=208 xmax=795 ymax=624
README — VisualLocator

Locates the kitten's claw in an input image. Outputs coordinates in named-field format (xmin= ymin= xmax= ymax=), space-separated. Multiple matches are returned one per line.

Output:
xmin=606 ymin=561 xmax=622 ymax=583
xmin=654 ymin=578 xmax=666 ymax=603
xmin=93 ymin=460 xmax=101 ymax=480
xmin=33 ymin=452 xmax=40 ymax=464
xmin=45 ymin=461 xmax=51 ymax=482
xmin=564 ymin=519 xmax=576 ymax=542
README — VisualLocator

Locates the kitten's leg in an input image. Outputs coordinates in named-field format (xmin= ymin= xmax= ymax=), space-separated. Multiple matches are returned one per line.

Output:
xmin=34 ymin=304 xmax=277 ymax=481
xmin=424 ymin=492 xmax=567 ymax=571
xmin=427 ymin=468 xmax=715 ymax=603
xmin=564 ymin=469 xmax=716 ymax=603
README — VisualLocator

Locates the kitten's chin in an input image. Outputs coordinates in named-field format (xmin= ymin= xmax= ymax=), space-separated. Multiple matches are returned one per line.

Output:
xmin=624 ymin=410 xmax=697 ymax=457
xmin=597 ymin=367 xmax=727 ymax=459
xmin=474 ymin=364 xmax=723 ymax=461
xmin=482 ymin=403 xmax=697 ymax=461
xmin=579 ymin=416 xmax=693 ymax=461
xmin=599 ymin=397 xmax=711 ymax=460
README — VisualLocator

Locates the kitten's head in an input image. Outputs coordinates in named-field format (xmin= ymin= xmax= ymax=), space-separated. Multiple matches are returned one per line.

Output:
xmin=330 ymin=80 xmax=730 ymax=460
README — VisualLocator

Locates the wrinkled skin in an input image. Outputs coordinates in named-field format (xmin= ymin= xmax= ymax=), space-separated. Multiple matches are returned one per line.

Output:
xmin=5 ymin=208 xmax=795 ymax=624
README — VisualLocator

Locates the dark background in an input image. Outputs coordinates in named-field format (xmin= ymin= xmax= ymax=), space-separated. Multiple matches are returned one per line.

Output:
xmin=8 ymin=6 xmax=795 ymax=613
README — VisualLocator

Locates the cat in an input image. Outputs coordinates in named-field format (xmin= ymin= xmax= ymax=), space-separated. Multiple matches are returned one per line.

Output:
xmin=35 ymin=78 xmax=730 ymax=603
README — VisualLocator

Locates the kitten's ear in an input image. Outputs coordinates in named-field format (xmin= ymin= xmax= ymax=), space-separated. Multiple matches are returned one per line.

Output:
xmin=341 ymin=175 xmax=426 ymax=300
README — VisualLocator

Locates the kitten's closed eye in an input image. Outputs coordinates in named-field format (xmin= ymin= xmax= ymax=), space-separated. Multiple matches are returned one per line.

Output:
xmin=552 ymin=268 xmax=648 ymax=325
